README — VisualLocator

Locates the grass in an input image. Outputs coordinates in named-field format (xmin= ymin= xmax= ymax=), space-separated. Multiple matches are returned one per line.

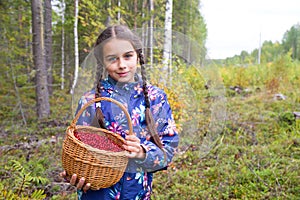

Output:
xmin=152 ymin=90 xmax=300 ymax=199
xmin=0 ymin=60 xmax=299 ymax=199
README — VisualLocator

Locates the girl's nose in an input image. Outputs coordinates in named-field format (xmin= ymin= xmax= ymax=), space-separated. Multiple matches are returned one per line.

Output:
xmin=118 ymin=58 xmax=127 ymax=69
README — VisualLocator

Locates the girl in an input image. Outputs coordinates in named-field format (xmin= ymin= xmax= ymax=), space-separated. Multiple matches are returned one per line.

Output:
xmin=62 ymin=25 xmax=179 ymax=200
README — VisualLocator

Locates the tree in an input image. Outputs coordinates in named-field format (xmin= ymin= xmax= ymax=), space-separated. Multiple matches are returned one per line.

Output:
xmin=60 ymin=0 xmax=66 ymax=90
xmin=162 ymin=0 xmax=173 ymax=74
xmin=31 ymin=0 xmax=50 ymax=119
xmin=51 ymin=0 xmax=76 ymax=92
xmin=282 ymin=24 xmax=300 ymax=60
xmin=240 ymin=50 xmax=249 ymax=64
xmin=260 ymin=41 xmax=283 ymax=63
xmin=70 ymin=0 xmax=79 ymax=95
xmin=148 ymin=0 xmax=154 ymax=68
xmin=45 ymin=0 xmax=53 ymax=94
xmin=173 ymin=0 xmax=207 ymax=62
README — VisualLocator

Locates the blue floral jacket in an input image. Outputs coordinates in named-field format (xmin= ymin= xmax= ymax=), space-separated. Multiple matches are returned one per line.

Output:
xmin=75 ymin=76 xmax=179 ymax=200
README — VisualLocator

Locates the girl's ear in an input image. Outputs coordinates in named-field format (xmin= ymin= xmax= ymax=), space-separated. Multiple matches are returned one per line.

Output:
xmin=137 ymin=56 xmax=140 ymax=65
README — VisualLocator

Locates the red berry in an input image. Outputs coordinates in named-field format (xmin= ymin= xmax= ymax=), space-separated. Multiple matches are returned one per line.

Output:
xmin=75 ymin=131 xmax=123 ymax=152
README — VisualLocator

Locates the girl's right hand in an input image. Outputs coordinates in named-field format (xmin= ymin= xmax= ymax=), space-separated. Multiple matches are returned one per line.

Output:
xmin=60 ymin=171 xmax=91 ymax=192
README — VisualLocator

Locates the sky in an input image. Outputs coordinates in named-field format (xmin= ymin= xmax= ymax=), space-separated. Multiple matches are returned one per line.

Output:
xmin=200 ymin=0 xmax=300 ymax=59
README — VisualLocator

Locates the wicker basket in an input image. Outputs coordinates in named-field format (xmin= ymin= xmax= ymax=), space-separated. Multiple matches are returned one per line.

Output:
xmin=62 ymin=97 xmax=133 ymax=190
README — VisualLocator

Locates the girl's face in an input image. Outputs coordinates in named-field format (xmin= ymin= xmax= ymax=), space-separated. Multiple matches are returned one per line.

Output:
xmin=103 ymin=38 xmax=138 ymax=83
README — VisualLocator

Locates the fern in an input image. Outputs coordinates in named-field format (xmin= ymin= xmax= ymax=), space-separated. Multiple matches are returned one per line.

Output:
xmin=31 ymin=189 xmax=47 ymax=199
xmin=0 ymin=160 xmax=48 ymax=199
xmin=0 ymin=182 xmax=19 ymax=200
xmin=30 ymin=175 xmax=49 ymax=185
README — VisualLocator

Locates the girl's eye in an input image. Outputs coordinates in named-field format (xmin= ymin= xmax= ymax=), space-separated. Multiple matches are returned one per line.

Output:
xmin=107 ymin=57 xmax=117 ymax=62
xmin=124 ymin=53 xmax=133 ymax=59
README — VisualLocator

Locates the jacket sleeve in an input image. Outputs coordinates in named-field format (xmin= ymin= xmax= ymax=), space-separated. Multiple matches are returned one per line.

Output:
xmin=135 ymin=90 xmax=179 ymax=172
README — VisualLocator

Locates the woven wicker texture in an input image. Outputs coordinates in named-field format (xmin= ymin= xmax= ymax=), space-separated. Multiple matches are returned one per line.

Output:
xmin=62 ymin=97 xmax=133 ymax=190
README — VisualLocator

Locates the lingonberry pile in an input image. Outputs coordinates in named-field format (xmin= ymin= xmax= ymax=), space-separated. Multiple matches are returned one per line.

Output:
xmin=74 ymin=131 xmax=124 ymax=152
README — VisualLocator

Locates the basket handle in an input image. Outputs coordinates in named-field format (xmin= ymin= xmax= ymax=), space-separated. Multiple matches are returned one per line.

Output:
xmin=70 ymin=97 xmax=133 ymax=135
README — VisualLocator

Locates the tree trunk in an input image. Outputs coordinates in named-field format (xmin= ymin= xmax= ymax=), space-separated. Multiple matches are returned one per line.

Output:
xmin=44 ymin=0 xmax=53 ymax=94
xmin=117 ymin=0 xmax=121 ymax=23
xmin=141 ymin=0 xmax=148 ymax=62
xmin=61 ymin=0 xmax=65 ymax=90
xmin=162 ymin=0 xmax=173 ymax=74
xmin=134 ymin=0 xmax=137 ymax=30
xmin=105 ymin=0 xmax=112 ymax=27
xmin=31 ymin=0 xmax=50 ymax=119
xmin=148 ymin=0 xmax=154 ymax=68
xmin=70 ymin=0 xmax=79 ymax=95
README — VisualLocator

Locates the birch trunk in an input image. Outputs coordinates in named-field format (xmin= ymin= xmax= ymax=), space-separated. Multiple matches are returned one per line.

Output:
xmin=61 ymin=0 xmax=65 ymax=90
xmin=70 ymin=0 xmax=79 ymax=95
xmin=31 ymin=0 xmax=50 ymax=119
xmin=148 ymin=0 xmax=154 ymax=68
xmin=162 ymin=0 xmax=173 ymax=73
xmin=141 ymin=0 xmax=148 ymax=62
xmin=117 ymin=0 xmax=121 ymax=23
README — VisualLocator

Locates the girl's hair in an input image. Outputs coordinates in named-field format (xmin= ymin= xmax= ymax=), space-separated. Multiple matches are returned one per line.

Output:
xmin=93 ymin=25 xmax=165 ymax=154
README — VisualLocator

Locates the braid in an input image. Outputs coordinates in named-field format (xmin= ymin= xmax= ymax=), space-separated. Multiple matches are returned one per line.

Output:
xmin=91 ymin=44 xmax=107 ymax=128
xmin=94 ymin=63 xmax=104 ymax=98
xmin=92 ymin=65 xmax=106 ymax=129
xmin=138 ymin=50 xmax=151 ymax=108
xmin=138 ymin=50 xmax=166 ymax=161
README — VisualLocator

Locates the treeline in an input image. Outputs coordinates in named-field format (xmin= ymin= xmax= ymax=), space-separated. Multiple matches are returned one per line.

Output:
xmin=1 ymin=0 xmax=299 ymax=120
xmin=0 ymin=0 xmax=206 ymax=120
xmin=223 ymin=23 xmax=300 ymax=65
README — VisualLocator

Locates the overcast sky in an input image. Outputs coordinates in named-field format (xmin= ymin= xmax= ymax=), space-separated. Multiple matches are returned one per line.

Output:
xmin=200 ymin=0 xmax=300 ymax=59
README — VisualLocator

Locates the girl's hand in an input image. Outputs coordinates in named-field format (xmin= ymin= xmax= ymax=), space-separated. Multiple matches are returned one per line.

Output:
xmin=123 ymin=135 xmax=146 ymax=160
xmin=60 ymin=171 xmax=91 ymax=192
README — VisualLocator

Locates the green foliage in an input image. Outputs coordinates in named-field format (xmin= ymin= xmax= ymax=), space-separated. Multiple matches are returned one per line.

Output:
xmin=153 ymin=96 xmax=299 ymax=200
xmin=0 ymin=1 xmax=299 ymax=199
xmin=151 ymin=59 xmax=300 ymax=199
xmin=220 ymin=54 xmax=300 ymax=97
xmin=78 ymin=0 xmax=107 ymax=47
xmin=173 ymin=0 xmax=207 ymax=58
xmin=222 ymin=23 xmax=299 ymax=65
xmin=1 ymin=60 xmax=299 ymax=199
xmin=278 ymin=111 xmax=296 ymax=129
xmin=0 ymin=160 xmax=47 ymax=200
xmin=282 ymin=23 xmax=300 ymax=60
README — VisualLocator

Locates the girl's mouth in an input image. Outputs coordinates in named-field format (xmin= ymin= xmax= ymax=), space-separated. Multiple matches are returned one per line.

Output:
xmin=118 ymin=72 xmax=128 ymax=77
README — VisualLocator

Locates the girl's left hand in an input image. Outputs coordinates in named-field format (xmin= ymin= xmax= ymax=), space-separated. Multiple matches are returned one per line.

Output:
xmin=123 ymin=135 xmax=146 ymax=160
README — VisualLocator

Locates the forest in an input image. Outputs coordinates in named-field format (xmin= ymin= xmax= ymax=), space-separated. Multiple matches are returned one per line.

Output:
xmin=0 ymin=0 xmax=299 ymax=199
